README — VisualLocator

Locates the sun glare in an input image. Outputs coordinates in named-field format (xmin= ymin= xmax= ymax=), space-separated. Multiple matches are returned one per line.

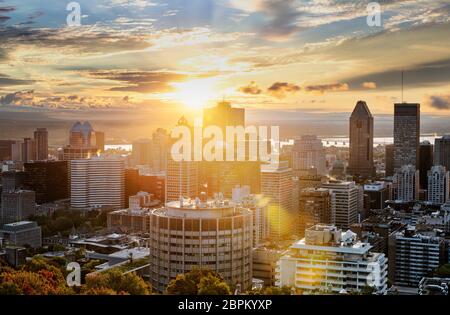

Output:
xmin=169 ymin=78 xmax=219 ymax=109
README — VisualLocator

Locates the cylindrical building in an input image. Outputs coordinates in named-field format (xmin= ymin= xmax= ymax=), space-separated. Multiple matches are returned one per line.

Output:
xmin=149 ymin=197 xmax=253 ymax=292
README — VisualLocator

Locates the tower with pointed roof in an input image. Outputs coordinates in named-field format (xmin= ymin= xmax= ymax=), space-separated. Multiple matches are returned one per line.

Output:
xmin=348 ymin=101 xmax=375 ymax=178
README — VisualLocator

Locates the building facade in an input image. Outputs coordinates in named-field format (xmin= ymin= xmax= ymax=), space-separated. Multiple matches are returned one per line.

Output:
xmin=0 ymin=221 xmax=42 ymax=248
xmin=292 ymin=135 xmax=327 ymax=176
xmin=394 ymin=165 xmax=419 ymax=202
xmin=427 ymin=165 xmax=449 ymax=205
xmin=393 ymin=103 xmax=420 ymax=170
xmin=321 ymin=181 xmax=359 ymax=230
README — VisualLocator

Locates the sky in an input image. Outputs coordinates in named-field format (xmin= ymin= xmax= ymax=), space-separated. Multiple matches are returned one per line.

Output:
xmin=1 ymin=0 xmax=450 ymax=125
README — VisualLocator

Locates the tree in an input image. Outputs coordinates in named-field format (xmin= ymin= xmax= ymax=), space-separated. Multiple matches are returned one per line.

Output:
xmin=166 ymin=269 xmax=231 ymax=295
xmin=433 ymin=264 xmax=450 ymax=277
xmin=82 ymin=269 xmax=151 ymax=295
xmin=247 ymin=286 xmax=292 ymax=295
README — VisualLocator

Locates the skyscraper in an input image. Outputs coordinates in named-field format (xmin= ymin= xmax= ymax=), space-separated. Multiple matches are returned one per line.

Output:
xmin=261 ymin=161 xmax=293 ymax=239
xmin=21 ymin=138 xmax=36 ymax=163
xmin=419 ymin=141 xmax=434 ymax=190
xmin=298 ymin=188 xmax=332 ymax=237
xmin=385 ymin=144 xmax=395 ymax=177
xmin=94 ymin=131 xmax=105 ymax=153
xmin=132 ymin=139 xmax=153 ymax=166
xmin=70 ymin=158 xmax=125 ymax=209
xmin=394 ymin=165 xmax=419 ymax=202
xmin=394 ymin=103 xmax=420 ymax=170
xmin=348 ymin=101 xmax=375 ymax=178
xmin=434 ymin=135 xmax=450 ymax=171
xmin=34 ymin=128 xmax=48 ymax=161
xmin=427 ymin=165 xmax=449 ymax=205
xmin=203 ymin=101 xmax=245 ymax=128
xmin=63 ymin=122 xmax=99 ymax=160
xmin=321 ymin=180 xmax=359 ymax=230
xmin=292 ymin=135 xmax=327 ymax=176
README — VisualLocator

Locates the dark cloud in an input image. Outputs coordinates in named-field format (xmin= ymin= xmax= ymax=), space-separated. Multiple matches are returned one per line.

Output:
xmin=259 ymin=0 xmax=303 ymax=40
xmin=427 ymin=95 xmax=450 ymax=110
xmin=239 ymin=81 xmax=262 ymax=95
xmin=0 ymin=74 xmax=35 ymax=87
xmin=304 ymin=83 xmax=349 ymax=94
xmin=267 ymin=82 xmax=301 ymax=98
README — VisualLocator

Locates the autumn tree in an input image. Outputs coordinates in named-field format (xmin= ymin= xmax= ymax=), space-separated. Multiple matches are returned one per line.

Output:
xmin=82 ymin=269 xmax=151 ymax=295
xmin=166 ymin=269 xmax=231 ymax=295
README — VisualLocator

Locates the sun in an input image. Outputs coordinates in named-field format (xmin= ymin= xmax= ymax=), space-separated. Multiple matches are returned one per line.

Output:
xmin=169 ymin=78 xmax=219 ymax=109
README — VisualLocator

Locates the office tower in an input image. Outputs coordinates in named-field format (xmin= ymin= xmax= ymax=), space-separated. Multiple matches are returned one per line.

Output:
xmin=125 ymin=168 xmax=140 ymax=207
xmin=427 ymin=165 xmax=449 ymax=205
xmin=148 ymin=197 xmax=253 ymax=292
xmin=276 ymin=224 xmax=388 ymax=294
xmin=21 ymin=138 xmax=36 ymax=163
xmin=94 ymin=131 xmax=105 ymax=153
xmin=394 ymin=103 xmax=420 ymax=170
xmin=419 ymin=141 xmax=434 ymax=190
xmin=0 ymin=140 xmax=16 ymax=161
xmin=11 ymin=141 xmax=23 ymax=161
xmin=0 ymin=221 xmax=42 ymax=248
xmin=394 ymin=165 xmax=419 ymax=202
xmin=132 ymin=139 xmax=153 ymax=166
xmin=348 ymin=101 xmax=375 ymax=178
xmin=0 ymin=190 xmax=36 ymax=225
xmin=139 ymin=173 xmax=165 ymax=203
xmin=261 ymin=161 xmax=293 ymax=239
xmin=385 ymin=144 xmax=394 ymax=177
xmin=364 ymin=182 xmax=388 ymax=210
xmin=34 ymin=128 xmax=48 ymax=161
xmin=292 ymin=135 xmax=327 ymax=176
xmin=330 ymin=160 xmax=345 ymax=179
xmin=70 ymin=158 xmax=125 ymax=209
xmin=434 ymin=135 xmax=450 ymax=171
xmin=23 ymin=161 xmax=69 ymax=204
xmin=321 ymin=180 xmax=359 ymax=230
xmin=151 ymin=128 xmax=169 ymax=172
xmin=298 ymin=188 xmax=332 ymax=237
xmin=388 ymin=228 xmax=445 ymax=287
xmin=203 ymin=101 xmax=245 ymax=128
xmin=62 ymin=121 xmax=99 ymax=160
xmin=1 ymin=171 xmax=26 ymax=191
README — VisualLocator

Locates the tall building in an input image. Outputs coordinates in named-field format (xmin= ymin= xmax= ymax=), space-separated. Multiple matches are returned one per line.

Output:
xmin=23 ymin=161 xmax=69 ymax=204
xmin=1 ymin=171 xmax=26 ymax=191
xmin=21 ymin=138 xmax=36 ymax=163
xmin=434 ymin=135 xmax=450 ymax=171
xmin=393 ymin=103 xmax=420 ymax=170
xmin=394 ymin=165 xmax=419 ymax=202
xmin=132 ymin=139 xmax=153 ymax=166
xmin=276 ymin=224 xmax=388 ymax=294
xmin=70 ymin=158 xmax=125 ymax=209
xmin=261 ymin=162 xmax=293 ymax=239
xmin=321 ymin=180 xmax=359 ymax=230
xmin=148 ymin=197 xmax=253 ymax=292
xmin=385 ymin=144 xmax=395 ymax=177
xmin=203 ymin=101 xmax=245 ymax=129
xmin=94 ymin=131 xmax=105 ymax=153
xmin=34 ymin=128 xmax=48 ymax=161
xmin=139 ymin=173 xmax=166 ymax=202
xmin=388 ymin=229 xmax=445 ymax=287
xmin=151 ymin=128 xmax=169 ymax=172
xmin=348 ymin=101 xmax=375 ymax=178
xmin=419 ymin=141 xmax=434 ymax=190
xmin=0 ymin=221 xmax=42 ymax=248
xmin=0 ymin=190 xmax=36 ymax=225
xmin=124 ymin=168 xmax=140 ymax=207
xmin=292 ymin=135 xmax=327 ymax=176
xmin=298 ymin=188 xmax=332 ymax=237
xmin=364 ymin=182 xmax=388 ymax=210
xmin=62 ymin=122 xmax=99 ymax=160
xmin=427 ymin=165 xmax=449 ymax=205
xmin=0 ymin=140 xmax=16 ymax=161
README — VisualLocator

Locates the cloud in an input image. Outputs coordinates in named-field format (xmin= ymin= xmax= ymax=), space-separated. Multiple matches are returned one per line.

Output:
xmin=362 ymin=82 xmax=377 ymax=89
xmin=239 ymin=81 xmax=262 ymax=95
xmin=0 ymin=73 xmax=35 ymax=87
xmin=426 ymin=95 xmax=450 ymax=110
xmin=304 ymin=83 xmax=349 ymax=94
xmin=267 ymin=82 xmax=301 ymax=98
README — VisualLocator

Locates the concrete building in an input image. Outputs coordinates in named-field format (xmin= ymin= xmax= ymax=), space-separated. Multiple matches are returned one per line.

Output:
xmin=427 ymin=165 xmax=449 ymax=205
xmin=348 ymin=101 xmax=375 ymax=178
xmin=394 ymin=165 xmax=419 ymax=202
xmin=388 ymin=228 xmax=445 ymax=287
xmin=298 ymin=188 xmax=332 ymax=237
xmin=364 ymin=182 xmax=388 ymax=211
xmin=148 ymin=196 xmax=253 ymax=292
xmin=434 ymin=135 xmax=450 ymax=171
xmin=0 ymin=221 xmax=42 ymax=248
xmin=62 ymin=121 xmax=100 ymax=161
xmin=261 ymin=162 xmax=294 ymax=239
xmin=385 ymin=144 xmax=395 ymax=177
xmin=70 ymin=158 xmax=125 ymax=209
xmin=321 ymin=181 xmax=359 ymax=230
xmin=132 ymin=139 xmax=153 ymax=166
xmin=1 ymin=190 xmax=36 ymax=225
xmin=419 ymin=141 xmax=434 ymax=190
xmin=276 ymin=224 xmax=388 ymax=294
xmin=393 ymin=103 xmax=420 ymax=170
xmin=292 ymin=135 xmax=327 ymax=176
xmin=34 ymin=128 xmax=48 ymax=161
xmin=252 ymin=247 xmax=283 ymax=286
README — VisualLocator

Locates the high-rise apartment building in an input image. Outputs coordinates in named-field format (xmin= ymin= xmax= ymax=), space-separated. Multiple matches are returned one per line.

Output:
xmin=34 ymin=128 xmax=48 ymax=161
xmin=148 ymin=197 xmax=253 ymax=292
xmin=21 ymin=138 xmax=36 ymax=163
xmin=394 ymin=165 xmax=419 ymax=202
xmin=261 ymin=162 xmax=293 ymax=239
xmin=348 ymin=101 xmax=375 ymax=178
xmin=298 ymin=188 xmax=332 ymax=237
xmin=70 ymin=158 xmax=125 ymax=209
xmin=427 ymin=165 xmax=449 ymax=205
xmin=393 ymin=103 xmax=420 ymax=170
xmin=0 ymin=190 xmax=36 ymax=225
xmin=434 ymin=135 xmax=450 ymax=171
xmin=276 ymin=224 xmax=388 ymax=294
xmin=292 ymin=135 xmax=327 ymax=176
xmin=321 ymin=180 xmax=359 ymax=230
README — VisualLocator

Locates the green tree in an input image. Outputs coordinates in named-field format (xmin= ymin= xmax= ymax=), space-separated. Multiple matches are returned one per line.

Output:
xmin=166 ymin=269 xmax=231 ymax=295
xmin=82 ymin=269 xmax=151 ymax=295
xmin=433 ymin=264 xmax=450 ymax=277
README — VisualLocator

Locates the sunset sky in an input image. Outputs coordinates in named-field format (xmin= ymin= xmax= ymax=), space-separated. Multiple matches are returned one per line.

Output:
xmin=1 ymin=0 xmax=450 ymax=122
